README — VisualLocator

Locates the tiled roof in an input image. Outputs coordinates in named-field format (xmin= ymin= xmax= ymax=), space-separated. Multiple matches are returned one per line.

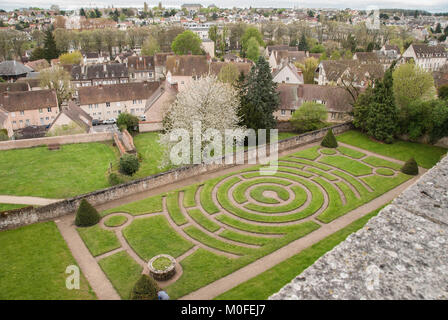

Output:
xmin=0 ymin=89 xmax=58 ymax=112
xmin=0 ymin=60 xmax=33 ymax=76
xmin=411 ymin=44 xmax=447 ymax=58
xmin=209 ymin=61 xmax=252 ymax=76
xmin=0 ymin=82 xmax=29 ymax=93
xmin=166 ymin=55 xmax=209 ymax=77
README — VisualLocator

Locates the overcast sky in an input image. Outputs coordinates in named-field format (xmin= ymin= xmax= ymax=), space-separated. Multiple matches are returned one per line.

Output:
xmin=1 ymin=0 xmax=447 ymax=12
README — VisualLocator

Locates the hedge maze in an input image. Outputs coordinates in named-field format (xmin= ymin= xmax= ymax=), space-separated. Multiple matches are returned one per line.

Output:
xmin=78 ymin=144 xmax=414 ymax=299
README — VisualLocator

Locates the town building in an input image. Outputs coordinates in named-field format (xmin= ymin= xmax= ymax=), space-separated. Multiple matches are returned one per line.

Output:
xmin=402 ymin=44 xmax=447 ymax=71
xmin=127 ymin=56 xmax=156 ymax=82
xmin=48 ymin=101 xmax=92 ymax=135
xmin=69 ymin=63 xmax=129 ymax=87
xmin=165 ymin=55 xmax=210 ymax=91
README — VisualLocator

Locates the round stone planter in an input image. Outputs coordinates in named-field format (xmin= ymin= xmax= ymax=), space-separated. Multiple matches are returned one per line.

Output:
xmin=148 ymin=254 xmax=176 ymax=281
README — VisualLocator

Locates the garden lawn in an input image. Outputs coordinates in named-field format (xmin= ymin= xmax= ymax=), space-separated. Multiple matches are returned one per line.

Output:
xmin=77 ymin=225 xmax=121 ymax=257
xmin=0 ymin=221 xmax=96 ymax=300
xmin=214 ymin=206 xmax=384 ymax=300
xmin=0 ymin=203 xmax=29 ymax=211
xmin=132 ymin=132 xmax=172 ymax=178
xmin=337 ymin=130 xmax=447 ymax=169
xmin=0 ymin=142 xmax=116 ymax=198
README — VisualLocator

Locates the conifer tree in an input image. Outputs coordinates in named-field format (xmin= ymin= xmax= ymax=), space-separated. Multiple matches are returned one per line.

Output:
xmin=43 ymin=29 xmax=59 ymax=62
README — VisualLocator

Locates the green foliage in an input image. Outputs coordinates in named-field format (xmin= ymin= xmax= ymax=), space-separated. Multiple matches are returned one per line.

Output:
xmin=238 ymin=56 xmax=279 ymax=132
xmin=321 ymin=129 xmax=338 ymax=148
xmin=141 ymin=36 xmax=160 ymax=56
xmin=108 ymin=172 xmax=123 ymax=186
xmin=30 ymin=47 xmax=46 ymax=61
xmin=295 ymin=57 xmax=318 ymax=84
xmin=246 ymin=37 xmax=260 ymax=61
xmin=59 ymin=51 xmax=82 ymax=64
xmin=353 ymin=66 xmax=398 ymax=143
xmin=438 ymin=85 xmax=448 ymax=100
xmin=298 ymin=33 xmax=309 ymax=51
xmin=218 ymin=63 xmax=239 ymax=84
xmin=241 ymin=26 xmax=264 ymax=56
xmin=290 ymin=102 xmax=327 ymax=133
xmin=310 ymin=44 xmax=325 ymax=53
xmin=400 ymin=158 xmax=419 ymax=175
xmin=119 ymin=154 xmax=140 ymax=176
xmin=0 ymin=129 xmax=8 ymax=141
xmin=43 ymin=29 xmax=59 ymax=62
xmin=393 ymin=62 xmax=436 ymax=110
xmin=130 ymin=274 xmax=160 ymax=300
xmin=75 ymin=199 xmax=101 ymax=227
xmin=117 ymin=112 xmax=139 ymax=132
xmin=171 ymin=30 xmax=202 ymax=55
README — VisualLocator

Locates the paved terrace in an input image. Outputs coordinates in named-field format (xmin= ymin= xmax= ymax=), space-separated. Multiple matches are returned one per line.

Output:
xmin=270 ymin=155 xmax=448 ymax=300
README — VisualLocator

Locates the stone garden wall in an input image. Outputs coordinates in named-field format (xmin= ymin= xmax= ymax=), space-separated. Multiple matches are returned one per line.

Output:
xmin=0 ymin=122 xmax=352 ymax=230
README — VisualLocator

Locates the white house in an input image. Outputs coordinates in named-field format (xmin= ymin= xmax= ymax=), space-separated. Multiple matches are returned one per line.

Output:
xmin=402 ymin=44 xmax=447 ymax=71
xmin=272 ymin=63 xmax=304 ymax=85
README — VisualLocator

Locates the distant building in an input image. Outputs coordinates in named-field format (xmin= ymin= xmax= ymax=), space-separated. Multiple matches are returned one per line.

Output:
xmin=166 ymin=55 xmax=209 ymax=92
xmin=181 ymin=4 xmax=203 ymax=12
xmin=402 ymin=44 xmax=447 ymax=71
xmin=272 ymin=63 xmax=304 ymax=85
xmin=0 ymin=60 xmax=33 ymax=82
xmin=48 ymin=101 xmax=92 ymax=135
xmin=127 ymin=56 xmax=156 ymax=82
xmin=78 ymin=82 xmax=160 ymax=121
xmin=69 ymin=63 xmax=129 ymax=87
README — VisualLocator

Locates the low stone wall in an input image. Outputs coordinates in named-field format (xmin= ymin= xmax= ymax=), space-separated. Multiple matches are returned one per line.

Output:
xmin=139 ymin=121 xmax=163 ymax=132
xmin=0 ymin=132 xmax=114 ymax=151
xmin=0 ymin=122 xmax=352 ymax=230
xmin=398 ymin=133 xmax=448 ymax=148
xmin=270 ymin=154 xmax=448 ymax=300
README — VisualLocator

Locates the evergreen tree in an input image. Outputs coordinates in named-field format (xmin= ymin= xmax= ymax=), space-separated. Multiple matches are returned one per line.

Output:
xmin=298 ymin=33 xmax=309 ymax=51
xmin=238 ymin=56 xmax=280 ymax=133
xmin=353 ymin=66 xmax=398 ymax=143
xmin=43 ymin=29 xmax=59 ymax=62
xmin=79 ymin=8 xmax=86 ymax=16
xmin=75 ymin=199 xmax=101 ymax=227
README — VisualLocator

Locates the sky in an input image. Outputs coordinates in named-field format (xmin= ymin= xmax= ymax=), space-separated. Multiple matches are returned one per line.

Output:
xmin=1 ymin=0 xmax=447 ymax=12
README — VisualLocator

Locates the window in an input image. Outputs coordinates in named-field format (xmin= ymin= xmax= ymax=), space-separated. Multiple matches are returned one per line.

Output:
xmin=95 ymin=104 xmax=99 ymax=109
xmin=106 ymin=102 xmax=110 ymax=107
xmin=133 ymin=100 xmax=136 ymax=104
xmin=89 ymin=104 xmax=93 ymax=109
xmin=40 ymin=118 xmax=44 ymax=124
xmin=47 ymin=107 xmax=51 ymax=112
xmin=26 ymin=119 xmax=30 ymax=125
xmin=138 ymin=100 xmax=142 ymax=104
xmin=39 ymin=108 xmax=43 ymax=113
xmin=12 ymin=121 xmax=16 ymax=124
xmin=117 ymin=102 xmax=121 ymax=107
xmin=131 ymin=109 xmax=134 ymax=114
xmin=45 ymin=117 xmax=49 ymax=121
xmin=286 ymin=77 xmax=290 ymax=81
xmin=20 ymin=111 xmax=24 ymax=115
xmin=281 ymin=110 xmax=286 ymax=115
xmin=11 ymin=112 xmax=15 ymax=118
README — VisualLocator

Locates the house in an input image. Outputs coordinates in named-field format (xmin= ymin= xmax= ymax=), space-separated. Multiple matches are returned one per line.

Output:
xmin=78 ymin=81 xmax=160 ymax=121
xmin=223 ymin=53 xmax=245 ymax=63
xmin=0 ymin=107 xmax=13 ymax=137
xmin=0 ymin=81 xmax=30 ymax=93
xmin=154 ymin=52 xmax=173 ymax=81
xmin=48 ymin=101 xmax=92 ymax=135
xmin=353 ymin=52 xmax=380 ymax=64
xmin=127 ymin=56 xmax=155 ymax=82
xmin=272 ymin=63 xmax=304 ymax=84
xmin=0 ymin=60 xmax=33 ymax=81
xmin=0 ymin=89 xmax=59 ymax=130
xmin=209 ymin=61 xmax=252 ymax=78
xmin=15 ymin=78 xmax=43 ymax=91
xmin=315 ymin=60 xmax=384 ymax=88
xmin=402 ymin=44 xmax=447 ymax=71
xmin=70 ymin=63 xmax=129 ymax=87
xmin=166 ymin=55 xmax=210 ymax=91
xmin=201 ymin=39 xmax=215 ymax=58
xmin=274 ymin=83 xmax=353 ymax=123
xmin=269 ymin=50 xmax=307 ymax=71
xmin=25 ymin=59 xmax=50 ymax=72
xmin=83 ymin=52 xmax=108 ymax=65
xmin=380 ymin=44 xmax=401 ymax=56
xmin=141 ymin=81 xmax=178 ymax=132
xmin=264 ymin=45 xmax=298 ymax=58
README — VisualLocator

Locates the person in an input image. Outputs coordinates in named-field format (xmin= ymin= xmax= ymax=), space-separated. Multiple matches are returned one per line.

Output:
xmin=158 ymin=290 xmax=170 ymax=300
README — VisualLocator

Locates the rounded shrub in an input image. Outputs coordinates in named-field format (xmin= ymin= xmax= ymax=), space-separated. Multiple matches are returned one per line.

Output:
xmin=321 ymin=129 xmax=338 ymax=148
xmin=108 ymin=172 xmax=122 ymax=186
xmin=75 ymin=199 xmax=101 ymax=227
xmin=130 ymin=274 xmax=160 ymax=300
xmin=119 ymin=154 xmax=140 ymax=176
xmin=400 ymin=158 xmax=419 ymax=175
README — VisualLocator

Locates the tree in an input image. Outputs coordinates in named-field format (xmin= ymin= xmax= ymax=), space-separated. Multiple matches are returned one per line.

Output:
xmin=79 ymin=8 xmax=86 ymax=16
xmin=218 ymin=63 xmax=240 ymax=84
xmin=296 ymin=57 xmax=318 ymax=84
xmin=330 ymin=50 xmax=341 ymax=60
xmin=353 ymin=67 xmax=398 ymax=143
xmin=39 ymin=66 xmax=73 ymax=107
xmin=400 ymin=158 xmax=419 ymax=175
xmin=59 ymin=51 xmax=82 ymax=64
xmin=141 ymin=35 xmax=160 ymax=56
xmin=43 ymin=29 xmax=59 ymax=62
xmin=438 ymin=85 xmax=448 ymax=100
xmin=321 ymin=129 xmax=338 ymax=148
xmin=241 ymin=26 xmax=264 ymax=56
xmin=290 ymin=102 xmax=327 ymax=133
xmin=246 ymin=37 xmax=260 ymax=62
xmin=392 ymin=62 xmax=437 ymax=110
xmin=298 ymin=33 xmax=309 ymax=51
xmin=239 ymin=56 xmax=279 ymax=132
xmin=160 ymin=75 xmax=243 ymax=166
xmin=30 ymin=47 xmax=46 ymax=61
xmin=119 ymin=154 xmax=140 ymax=176
xmin=75 ymin=199 xmax=100 ymax=227
xmin=117 ymin=112 xmax=139 ymax=132
xmin=208 ymin=25 xmax=218 ymax=55
xmin=171 ymin=30 xmax=202 ymax=55
xmin=310 ymin=44 xmax=325 ymax=53
xmin=130 ymin=275 xmax=160 ymax=300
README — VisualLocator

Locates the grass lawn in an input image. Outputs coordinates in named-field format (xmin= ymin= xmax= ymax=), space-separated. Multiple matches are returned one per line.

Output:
xmin=215 ymin=206 xmax=384 ymax=300
xmin=0 ymin=203 xmax=29 ymax=211
xmin=104 ymin=215 xmax=128 ymax=227
xmin=0 ymin=222 xmax=96 ymax=300
xmin=122 ymin=215 xmax=194 ymax=260
xmin=102 ymin=194 xmax=163 ymax=216
xmin=0 ymin=142 xmax=116 ymax=198
xmin=132 ymin=132 xmax=172 ymax=178
xmin=98 ymin=251 xmax=142 ymax=299
xmin=77 ymin=225 xmax=121 ymax=257
xmin=337 ymin=130 xmax=447 ymax=169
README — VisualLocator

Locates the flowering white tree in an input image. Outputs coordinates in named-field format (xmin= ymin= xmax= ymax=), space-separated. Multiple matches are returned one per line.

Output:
xmin=160 ymin=75 xmax=245 ymax=167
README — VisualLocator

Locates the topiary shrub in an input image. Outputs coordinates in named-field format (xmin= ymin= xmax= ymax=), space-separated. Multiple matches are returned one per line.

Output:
xmin=400 ymin=158 xmax=419 ymax=175
xmin=130 ymin=274 xmax=160 ymax=300
xmin=119 ymin=154 xmax=140 ymax=176
xmin=75 ymin=199 xmax=101 ymax=227
xmin=321 ymin=129 xmax=338 ymax=148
